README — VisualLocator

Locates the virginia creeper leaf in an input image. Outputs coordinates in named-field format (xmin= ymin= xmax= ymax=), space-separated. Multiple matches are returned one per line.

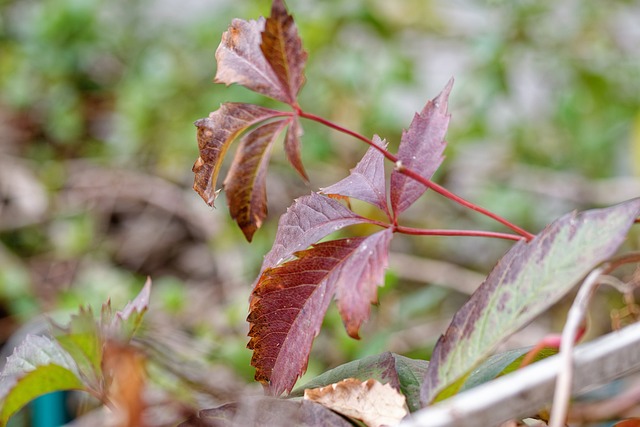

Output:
xmin=321 ymin=135 xmax=389 ymax=216
xmin=248 ymin=230 xmax=393 ymax=396
xmin=390 ymin=79 xmax=453 ymax=215
xmin=214 ymin=17 xmax=290 ymax=103
xmin=192 ymin=103 xmax=283 ymax=206
xmin=259 ymin=192 xmax=370 ymax=274
xmin=422 ymin=198 xmax=640 ymax=405
xmin=111 ymin=276 xmax=151 ymax=340
xmin=0 ymin=335 xmax=83 ymax=426
xmin=261 ymin=0 xmax=308 ymax=105
xmin=284 ymin=116 xmax=308 ymax=181
xmin=335 ymin=228 xmax=393 ymax=338
xmin=224 ymin=120 xmax=290 ymax=241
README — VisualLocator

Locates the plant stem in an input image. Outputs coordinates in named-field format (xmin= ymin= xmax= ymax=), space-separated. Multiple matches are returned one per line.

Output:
xmin=298 ymin=110 xmax=535 ymax=241
xmin=394 ymin=225 xmax=524 ymax=241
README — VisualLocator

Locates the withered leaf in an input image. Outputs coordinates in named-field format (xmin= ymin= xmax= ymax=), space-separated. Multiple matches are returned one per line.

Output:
xmin=321 ymin=135 xmax=389 ymax=216
xmin=224 ymin=119 xmax=290 ymax=241
xmin=304 ymin=378 xmax=408 ymax=427
xmin=248 ymin=230 xmax=393 ymax=396
xmin=422 ymin=198 xmax=640 ymax=404
xmin=390 ymin=79 xmax=452 ymax=215
xmin=284 ymin=116 xmax=307 ymax=181
xmin=192 ymin=103 xmax=284 ymax=206
xmin=215 ymin=18 xmax=289 ymax=103
xmin=261 ymin=0 xmax=308 ymax=104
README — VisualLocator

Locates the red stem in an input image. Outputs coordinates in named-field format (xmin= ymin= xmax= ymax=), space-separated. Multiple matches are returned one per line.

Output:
xmin=298 ymin=110 xmax=535 ymax=241
xmin=394 ymin=225 xmax=524 ymax=241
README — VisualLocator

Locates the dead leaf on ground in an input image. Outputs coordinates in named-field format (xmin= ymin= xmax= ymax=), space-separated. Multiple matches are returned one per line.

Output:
xmin=304 ymin=378 xmax=408 ymax=427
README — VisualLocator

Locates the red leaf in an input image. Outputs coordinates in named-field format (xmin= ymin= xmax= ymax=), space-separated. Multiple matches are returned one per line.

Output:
xmin=321 ymin=135 xmax=389 ymax=217
xmin=224 ymin=120 xmax=290 ymax=241
xmin=335 ymin=228 xmax=393 ymax=338
xmin=421 ymin=198 xmax=640 ymax=404
xmin=390 ymin=79 xmax=453 ymax=215
xmin=192 ymin=103 xmax=283 ymax=206
xmin=261 ymin=0 xmax=308 ymax=104
xmin=259 ymin=192 xmax=370 ymax=274
xmin=248 ymin=230 xmax=393 ymax=396
xmin=214 ymin=18 xmax=290 ymax=103
xmin=284 ymin=117 xmax=308 ymax=181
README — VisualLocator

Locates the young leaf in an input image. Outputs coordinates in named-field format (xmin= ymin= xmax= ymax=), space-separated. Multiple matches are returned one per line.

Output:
xmin=321 ymin=135 xmax=390 ymax=216
xmin=259 ymin=192 xmax=370 ymax=274
xmin=390 ymin=79 xmax=453 ymax=215
xmin=224 ymin=120 xmax=290 ymax=241
xmin=261 ymin=0 xmax=308 ymax=105
xmin=304 ymin=378 xmax=408 ymax=427
xmin=0 ymin=335 xmax=84 ymax=426
xmin=111 ymin=276 xmax=152 ymax=339
xmin=215 ymin=17 xmax=290 ymax=103
xmin=192 ymin=103 xmax=284 ymax=206
xmin=284 ymin=116 xmax=308 ymax=181
xmin=248 ymin=229 xmax=393 ymax=396
xmin=421 ymin=198 xmax=640 ymax=405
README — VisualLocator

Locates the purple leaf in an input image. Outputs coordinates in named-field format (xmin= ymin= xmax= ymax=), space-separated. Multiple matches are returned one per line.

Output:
xmin=192 ymin=103 xmax=284 ymax=206
xmin=224 ymin=119 xmax=290 ymax=241
xmin=259 ymin=192 xmax=370 ymax=273
xmin=214 ymin=18 xmax=290 ymax=103
xmin=390 ymin=79 xmax=453 ymax=215
xmin=422 ymin=198 xmax=640 ymax=405
xmin=260 ymin=0 xmax=308 ymax=104
xmin=284 ymin=116 xmax=308 ymax=181
xmin=321 ymin=135 xmax=390 ymax=217
xmin=248 ymin=230 xmax=394 ymax=396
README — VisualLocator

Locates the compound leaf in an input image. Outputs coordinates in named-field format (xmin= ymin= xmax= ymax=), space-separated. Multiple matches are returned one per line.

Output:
xmin=321 ymin=135 xmax=389 ymax=216
xmin=215 ymin=17 xmax=290 ymax=103
xmin=248 ymin=229 xmax=393 ymax=396
xmin=192 ymin=103 xmax=284 ymax=206
xmin=224 ymin=120 xmax=290 ymax=241
xmin=390 ymin=79 xmax=452 ymax=215
xmin=422 ymin=198 xmax=640 ymax=404
xmin=261 ymin=0 xmax=307 ymax=105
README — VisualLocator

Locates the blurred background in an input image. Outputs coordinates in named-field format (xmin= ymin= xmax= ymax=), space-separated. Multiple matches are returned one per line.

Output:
xmin=1 ymin=0 xmax=639 ymax=424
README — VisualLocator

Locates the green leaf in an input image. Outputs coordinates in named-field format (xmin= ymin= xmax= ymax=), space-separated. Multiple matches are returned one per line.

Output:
xmin=422 ymin=198 xmax=640 ymax=404
xmin=0 ymin=335 xmax=84 ymax=426
xmin=290 ymin=352 xmax=428 ymax=412
xmin=458 ymin=347 xmax=557 ymax=393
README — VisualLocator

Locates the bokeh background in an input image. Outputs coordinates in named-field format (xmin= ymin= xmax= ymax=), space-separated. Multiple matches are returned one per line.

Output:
xmin=1 ymin=0 xmax=639 ymax=424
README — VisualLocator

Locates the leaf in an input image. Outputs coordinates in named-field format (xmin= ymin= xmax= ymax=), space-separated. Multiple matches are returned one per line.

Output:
xmin=260 ymin=0 xmax=308 ymax=105
xmin=224 ymin=120 xmax=290 ymax=241
xmin=422 ymin=198 xmax=640 ymax=405
xmin=248 ymin=230 xmax=393 ymax=396
xmin=290 ymin=351 xmax=428 ymax=412
xmin=390 ymin=79 xmax=453 ymax=215
xmin=192 ymin=103 xmax=284 ymax=206
xmin=104 ymin=277 xmax=152 ymax=340
xmin=214 ymin=18 xmax=290 ymax=103
xmin=304 ymin=378 xmax=408 ymax=427
xmin=321 ymin=135 xmax=389 ymax=216
xmin=284 ymin=116 xmax=308 ymax=181
xmin=178 ymin=397 xmax=353 ymax=427
xmin=335 ymin=228 xmax=393 ymax=338
xmin=53 ymin=307 xmax=102 ymax=387
xmin=259 ymin=192 xmax=370 ymax=274
xmin=0 ymin=335 xmax=84 ymax=426
xmin=458 ymin=347 xmax=557 ymax=393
